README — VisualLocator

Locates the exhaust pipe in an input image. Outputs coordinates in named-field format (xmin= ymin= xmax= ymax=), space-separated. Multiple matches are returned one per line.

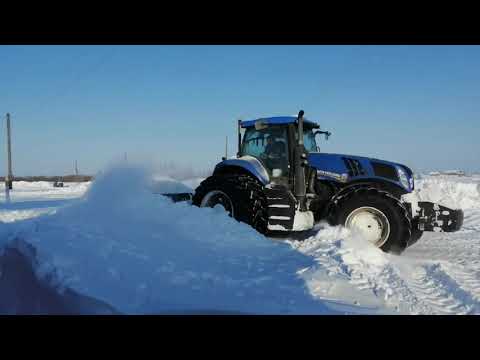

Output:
xmin=294 ymin=110 xmax=307 ymax=211
xmin=237 ymin=119 xmax=242 ymax=157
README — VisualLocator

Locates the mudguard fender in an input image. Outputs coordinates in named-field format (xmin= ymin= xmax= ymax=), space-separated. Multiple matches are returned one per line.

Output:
xmin=214 ymin=156 xmax=270 ymax=185
xmin=321 ymin=183 xmax=401 ymax=219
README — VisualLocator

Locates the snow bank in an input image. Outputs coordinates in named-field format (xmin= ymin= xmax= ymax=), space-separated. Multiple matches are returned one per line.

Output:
xmin=404 ymin=176 xmax=480 ymax=210
xmin=0 ymin=164 xmax=337 ymax=314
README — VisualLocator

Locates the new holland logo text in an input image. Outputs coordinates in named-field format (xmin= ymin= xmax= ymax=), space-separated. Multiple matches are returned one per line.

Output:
xmin=317 ymin=170 xmax=349 ymax=182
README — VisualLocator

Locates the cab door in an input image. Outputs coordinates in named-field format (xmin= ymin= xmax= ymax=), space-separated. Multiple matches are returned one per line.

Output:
xmin=240 ymin=125 xmax=290 ymax=181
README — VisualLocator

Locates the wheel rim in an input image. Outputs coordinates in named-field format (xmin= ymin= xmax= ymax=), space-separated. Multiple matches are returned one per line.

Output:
xmin=345 ymin=206 xmax=391 ymax=247
xmin=200 ymin=190 xmax=234 ymax=217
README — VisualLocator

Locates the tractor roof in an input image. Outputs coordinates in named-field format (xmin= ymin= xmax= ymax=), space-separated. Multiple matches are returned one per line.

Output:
xmin=240 ymin=116 xmax=320 ymax=129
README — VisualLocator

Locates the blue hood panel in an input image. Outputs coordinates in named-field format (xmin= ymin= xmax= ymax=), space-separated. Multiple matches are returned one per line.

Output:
xmin=307 ymin=153 xmax=414 ymax=192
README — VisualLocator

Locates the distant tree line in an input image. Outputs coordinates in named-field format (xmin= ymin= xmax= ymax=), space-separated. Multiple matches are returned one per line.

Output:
xmin=0 ymin=163 xmax=213 ymax=183
xmin=0 ymin=175 xmax=93 ymax=182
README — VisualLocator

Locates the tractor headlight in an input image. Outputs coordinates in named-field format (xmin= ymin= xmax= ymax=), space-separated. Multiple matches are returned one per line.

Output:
xmin=396 ymin=166 xmax=411 ymax=190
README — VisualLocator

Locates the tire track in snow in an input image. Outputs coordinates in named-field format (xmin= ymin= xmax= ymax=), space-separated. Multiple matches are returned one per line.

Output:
xmin=393 ymin=261 xmax=478 ymax=315
xmin=433 ymin=262 xmax=480 ymax=307
xmin=289 ymin=222 xmax=480 ymax=315
xmin=329 ymin=246 xmax=471 ymax=315
xmin=289 ymin=228 xmax=444 ymax=314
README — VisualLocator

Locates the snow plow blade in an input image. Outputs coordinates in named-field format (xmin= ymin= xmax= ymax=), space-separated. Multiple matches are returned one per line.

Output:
xmin=415 ymin=202 xmax=464 ymax=232
xmin=160 ymin=193 xmax=193 ymax=203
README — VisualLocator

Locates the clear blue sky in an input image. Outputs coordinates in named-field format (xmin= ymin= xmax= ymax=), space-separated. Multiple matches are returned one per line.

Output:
xmin=1 ymin=45 xmax=479 ymax=176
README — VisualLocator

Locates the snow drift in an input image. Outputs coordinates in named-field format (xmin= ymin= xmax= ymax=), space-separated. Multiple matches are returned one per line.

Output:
xmin=0 ymin=164 xmax=339 ymax=314
xmin=404 ymin=175 xmax=480 ymax=210
xmin=2 ymin=169 xmax=480 ymax=314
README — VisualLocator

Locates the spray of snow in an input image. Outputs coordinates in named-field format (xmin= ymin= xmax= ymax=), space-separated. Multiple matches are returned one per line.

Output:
xmin=0 ymin=163 xmax=341 ymax=314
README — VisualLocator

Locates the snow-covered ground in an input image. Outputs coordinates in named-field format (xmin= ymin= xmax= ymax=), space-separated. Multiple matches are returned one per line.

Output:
xmin=291 ymin=175 xmax=480 ymax=314
xmin=0 ymin=181 xmax=89 ymax=223
xmin=1 ymin=167 xmax=479 ymax=314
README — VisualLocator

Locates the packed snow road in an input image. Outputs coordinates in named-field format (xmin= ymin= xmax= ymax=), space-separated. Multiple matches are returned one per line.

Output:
xmin=0 ymin=168 xmax=479 ymax=314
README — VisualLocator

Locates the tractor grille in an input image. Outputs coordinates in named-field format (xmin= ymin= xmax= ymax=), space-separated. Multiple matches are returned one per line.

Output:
xmin=371 ymin=162 xmax=399 ymax=181
xmin=342 ymin=158 xmax=366 ymax=177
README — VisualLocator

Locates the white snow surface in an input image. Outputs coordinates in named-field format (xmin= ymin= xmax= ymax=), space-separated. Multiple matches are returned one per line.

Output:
xmin=0 ymin=166 xmax=339 ymax=314
xmin=0 ymin=181 xmax=90 ymax=223
xmin=291 ymin=175 xmax=480 ymax=314
xmin=1 ymin=169 xmax=480 ymax=314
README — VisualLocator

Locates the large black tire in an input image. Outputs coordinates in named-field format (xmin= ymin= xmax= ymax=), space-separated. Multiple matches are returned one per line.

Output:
xmin=192 ymin=173 xmax=268 ymax=234
xmin=329 ymin=187 xmax=412 ymax=255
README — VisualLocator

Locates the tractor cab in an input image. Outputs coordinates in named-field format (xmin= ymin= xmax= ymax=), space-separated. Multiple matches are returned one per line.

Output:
xmin=238 ymin=116 xmax=323 ymax=185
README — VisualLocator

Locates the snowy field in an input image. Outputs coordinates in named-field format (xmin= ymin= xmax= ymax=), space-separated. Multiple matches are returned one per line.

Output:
xmin=1 ymin=167 xmax=479 ymax=314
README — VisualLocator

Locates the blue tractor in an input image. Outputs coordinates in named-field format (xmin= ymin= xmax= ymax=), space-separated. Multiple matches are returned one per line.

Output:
xmin=191 ymin=111 xmax=464 ymax=254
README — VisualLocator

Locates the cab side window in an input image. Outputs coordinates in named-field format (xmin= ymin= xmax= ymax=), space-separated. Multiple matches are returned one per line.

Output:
xmin=241 ymin=126 xmax=289 ymax=176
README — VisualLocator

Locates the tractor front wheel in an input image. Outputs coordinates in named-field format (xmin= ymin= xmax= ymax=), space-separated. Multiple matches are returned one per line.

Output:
xmin=330 ymin=187 xmax=412 ymax=255
xmin=192 ymin=174 xmax=268 ymax=234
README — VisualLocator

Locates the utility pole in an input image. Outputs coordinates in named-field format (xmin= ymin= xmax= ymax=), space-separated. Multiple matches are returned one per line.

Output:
xmin=74 ymin=160 xmax=79 ymax=175
xmin=5 ymin=113 xmax=13 ymax=202
xmin=225 ymin=136 xmax=228 ymax=159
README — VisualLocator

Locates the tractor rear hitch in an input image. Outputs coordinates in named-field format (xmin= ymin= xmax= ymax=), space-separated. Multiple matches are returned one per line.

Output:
xmin=413 ymin=201 xmax=464 ymax=232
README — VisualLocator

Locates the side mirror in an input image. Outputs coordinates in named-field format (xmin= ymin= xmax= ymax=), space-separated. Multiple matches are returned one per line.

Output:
xmin=314 ymin=130 xmax=332 ymax=141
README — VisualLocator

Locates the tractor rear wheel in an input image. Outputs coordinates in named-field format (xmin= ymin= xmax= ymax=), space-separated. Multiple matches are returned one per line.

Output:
xmin=192 ymin=173 xmax=268 ymax=234
xmin=329 ymin=187 xmax=412 ymax=255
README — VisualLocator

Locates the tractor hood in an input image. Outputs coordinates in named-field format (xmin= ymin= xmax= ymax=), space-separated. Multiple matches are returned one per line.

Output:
xmin=307 ymin=153 xmax=415 ymax=192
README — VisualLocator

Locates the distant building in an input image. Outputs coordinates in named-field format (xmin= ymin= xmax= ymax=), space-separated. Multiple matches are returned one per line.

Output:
xmin=443 ymin=170 xmax=466 ymax=176
xmin=429 ymin=170 xmax=466 ymax=176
